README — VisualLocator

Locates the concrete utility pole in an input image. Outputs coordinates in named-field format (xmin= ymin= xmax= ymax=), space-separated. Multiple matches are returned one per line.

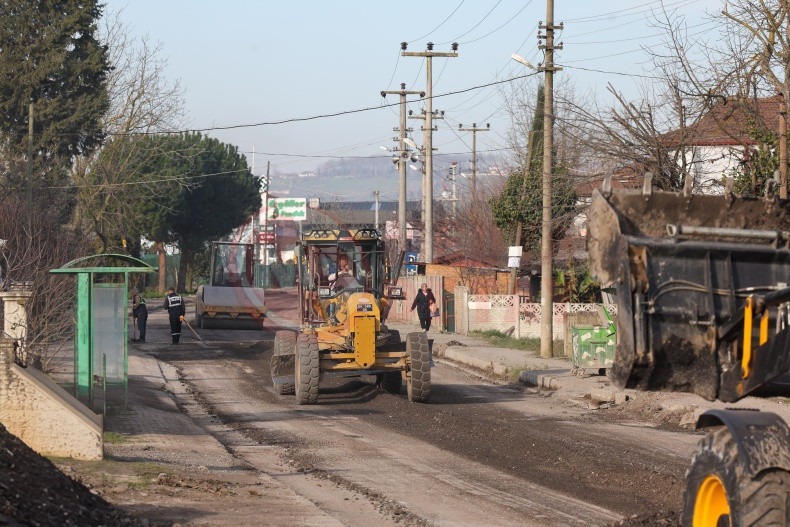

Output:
xmin=26 ymin=103 xmax=34 ymax=225
xmin=409 ymin=108 xmax=444 ymax=236
xmin=458 ymin=123 xmax=490 ymax=200
xmin=381 ymin=83 xmax=424 ymax=253
xmin=374 ymin=190 xmax=380 ymax=230
xmin=402 ymin=41 xmax=458 ymax=263
xmin=262 ymin=161 xmax=271 ymax=265
xmin=780 ymin=94 xmax=787 ymax=199
xmin=538 ymin=1 xmax=563 ymax=358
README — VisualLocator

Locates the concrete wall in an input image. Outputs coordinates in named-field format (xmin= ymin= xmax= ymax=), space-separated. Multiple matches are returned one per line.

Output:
xmin=384 ymin=275 xmax=444 ymax=332
xmin=0 ymin=292 xmax=103 ymax=460
xmin=453 ymin=286 xmax=618 ymax=350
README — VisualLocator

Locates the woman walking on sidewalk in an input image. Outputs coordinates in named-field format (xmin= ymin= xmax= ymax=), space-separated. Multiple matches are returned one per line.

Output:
xmin=410 ymin=283 xmax=436 ymax=332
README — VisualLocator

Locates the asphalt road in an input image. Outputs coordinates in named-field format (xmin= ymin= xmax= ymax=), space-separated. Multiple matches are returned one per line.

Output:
xmin=145 ymin=290 xmax=700 ymax=526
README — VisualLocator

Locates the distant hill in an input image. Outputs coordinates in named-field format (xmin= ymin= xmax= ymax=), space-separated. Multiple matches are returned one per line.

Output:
xmin=271 ymin=155 xmax=495 ymax=201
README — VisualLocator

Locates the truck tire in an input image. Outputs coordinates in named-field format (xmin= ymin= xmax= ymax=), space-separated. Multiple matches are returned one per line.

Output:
xmin=406 ymin=332 xmax=431 ymax=403
xmin=295 ymin=333 xmax=320 ymax=405
xmin=380 ymin=372 xmax=402 ymax=394
xmin=683 ymin=427 xmax=790 ymax=526
xmin=271 ymin=331 xmax=295 ymax=396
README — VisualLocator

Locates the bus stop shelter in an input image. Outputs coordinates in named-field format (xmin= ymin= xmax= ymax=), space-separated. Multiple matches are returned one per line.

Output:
xmin=51 ymin=254 xmax=157 ymax=411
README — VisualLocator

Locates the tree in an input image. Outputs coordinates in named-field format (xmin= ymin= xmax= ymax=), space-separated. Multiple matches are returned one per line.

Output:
xmin=0 ymin=193 xmax=88 ymax=372
xmin=71 ymin=8 xmax=187 ymax=254
xmin=0 ymin=0 xmax=110 ymax=197
xmin=490 ymin=85 xmax=577 ymax=253
xmin=131 ymin=133 xmax=262 ymax=291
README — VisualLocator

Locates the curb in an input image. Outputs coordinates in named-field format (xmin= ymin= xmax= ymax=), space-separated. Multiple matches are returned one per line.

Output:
xmin=438 ymin=347 xmax=511 ymax=377
xmin=519 ymin=370 xmax=561 ymax=390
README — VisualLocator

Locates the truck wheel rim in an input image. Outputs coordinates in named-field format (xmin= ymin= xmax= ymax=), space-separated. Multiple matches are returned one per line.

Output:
xmin=694 ymin=475 xmax=730 ymax=527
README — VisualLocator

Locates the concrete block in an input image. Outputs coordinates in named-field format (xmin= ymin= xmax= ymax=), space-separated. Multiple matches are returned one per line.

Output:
xmin=589 ymin=388 xmax=615 ymax=404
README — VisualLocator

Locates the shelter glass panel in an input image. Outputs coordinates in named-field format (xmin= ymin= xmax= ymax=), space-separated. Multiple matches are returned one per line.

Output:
xmin=92 ymin=284 xmax=125 ymax=384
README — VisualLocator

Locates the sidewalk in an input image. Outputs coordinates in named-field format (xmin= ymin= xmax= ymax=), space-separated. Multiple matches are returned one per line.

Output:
xmin=385 ymin=322 xmax=790 ymax=428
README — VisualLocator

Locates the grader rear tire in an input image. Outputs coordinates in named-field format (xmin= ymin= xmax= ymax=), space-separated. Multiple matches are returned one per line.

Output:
xmin=271 ymin=331 xmax=295 ymax=396
xmin=683 ymin=427 xmax=790 ymax=526
xmin=295 ymin=333 xmax=320 ymax=405
xmin=406 ymin=332 xmax=431 ymax=403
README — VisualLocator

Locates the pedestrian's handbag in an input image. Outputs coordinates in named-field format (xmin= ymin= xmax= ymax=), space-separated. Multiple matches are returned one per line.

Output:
xmin=429 ymin=303 xmax=440 ymax=317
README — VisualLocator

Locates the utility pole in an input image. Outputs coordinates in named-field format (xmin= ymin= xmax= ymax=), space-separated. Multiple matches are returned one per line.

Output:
xmin=262 ymin=161 xmax=271 ymax=265
xmin=409 ymin=108 xmax=444 ymax=237
xmin=780 ymin=93 xmax=787 ymax=199
xmin=449 ymin=162 xmax=458 ymax=217
xmin=381 ymin=83 xmax=424 ymax=254
xmin=374 ymin=190 xmax=380 ymax=230
xmin=458 ymin=123 xmax=490 ymax=200
xmin=402 ymin=41 xmax=458 ymax=263
xmin=26 ymin=103 xmax=34 ymax=229
xmin=538 ymin=2 xmax=563 ymax=358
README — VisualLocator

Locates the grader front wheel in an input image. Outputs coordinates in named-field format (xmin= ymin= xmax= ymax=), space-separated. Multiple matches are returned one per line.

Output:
xmin=295 ymin=333 xmax=320 ymax=405
xmin=683 ymin=427 xmax=790 ymax=526
xmin=406 ymin=332 xmax=431 ymax=403
xmin=271 ymin=331 xmax=295 ymax=396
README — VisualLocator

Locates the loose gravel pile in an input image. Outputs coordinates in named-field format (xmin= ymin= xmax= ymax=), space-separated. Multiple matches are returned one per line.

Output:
xmin=0 ymin=424 xmax=139 ymax=526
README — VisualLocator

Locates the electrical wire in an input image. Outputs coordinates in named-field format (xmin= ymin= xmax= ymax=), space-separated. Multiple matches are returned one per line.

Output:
xmin=459 ymin=1 xmax=533 ymax=45
xmin=96 ymin=71 xmax=539 ymax=137
xmin=440 ymin=0 xmax=502 ymax=45
xmin=408 ymin=0 xmax=466 ymax=43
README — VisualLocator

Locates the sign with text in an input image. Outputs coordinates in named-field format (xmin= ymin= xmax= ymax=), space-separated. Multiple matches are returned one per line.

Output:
xmin=266 ymin=198 xmax=306 ymax=221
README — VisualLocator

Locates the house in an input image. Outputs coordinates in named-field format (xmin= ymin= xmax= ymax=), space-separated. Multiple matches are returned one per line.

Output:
xmin=662 ymin=95 xmax=784 ymax=192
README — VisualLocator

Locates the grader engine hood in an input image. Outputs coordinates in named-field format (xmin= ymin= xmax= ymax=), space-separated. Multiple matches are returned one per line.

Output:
xmin=587 ymin=186 xmax=790 ymax=401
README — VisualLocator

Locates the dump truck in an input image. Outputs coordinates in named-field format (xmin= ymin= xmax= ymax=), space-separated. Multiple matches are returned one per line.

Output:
xmin=195 ymin=241 xmax=266 ymax=329
xmin=587 ymin=175 xmax=790 ymax=526
xmin=269 ymin=226 xmax=430 ymax=404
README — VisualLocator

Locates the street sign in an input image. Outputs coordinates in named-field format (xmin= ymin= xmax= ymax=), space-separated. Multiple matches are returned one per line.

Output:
xmin=258 ymin=232 xmax=275 ymax=243
xmin=267 ymin=198 xmax=306 ymax=221
xmin=507 ymin=246 xmax=522 ymax=268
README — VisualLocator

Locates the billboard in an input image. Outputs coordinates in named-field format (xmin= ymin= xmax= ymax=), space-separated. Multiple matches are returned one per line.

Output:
xmin=266 ymin=198 xmax=306 ymax=221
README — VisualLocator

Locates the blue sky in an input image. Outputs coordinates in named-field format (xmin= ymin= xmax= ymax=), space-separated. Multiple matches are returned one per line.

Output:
xmin=103 ymin=0 xmax=719 ymax=198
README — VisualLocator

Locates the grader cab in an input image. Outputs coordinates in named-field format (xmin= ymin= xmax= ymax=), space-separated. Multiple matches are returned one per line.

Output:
xmin=270 ymin=227 xmax=431 ymax=404
xmin=587 ymin=177 xmax=790 ymax=526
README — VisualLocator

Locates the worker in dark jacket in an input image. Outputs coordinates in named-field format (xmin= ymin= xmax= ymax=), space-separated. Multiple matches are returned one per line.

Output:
xmin=130 ymin=287 xmax=147 ymax=343
xmin=410 ymin=283 xmax=436 ymax=332
xmin=164 ymin=287 xmax=186 ymax=344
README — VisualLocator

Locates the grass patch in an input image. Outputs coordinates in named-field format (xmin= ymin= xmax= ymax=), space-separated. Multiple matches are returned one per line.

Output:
xmin=471 ymin=331 xmax=567 ymax=358
xmin=472 ymin=330 xmax=541 ymax=352
xmin=103 ymin=431 xmax=129 ymax=444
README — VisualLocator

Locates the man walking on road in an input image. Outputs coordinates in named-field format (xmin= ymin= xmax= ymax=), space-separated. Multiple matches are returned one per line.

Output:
xmin=164 ymin=287 xmax=186 ymax=344
xmin=130 ymin=287 xmax=148 ymax=343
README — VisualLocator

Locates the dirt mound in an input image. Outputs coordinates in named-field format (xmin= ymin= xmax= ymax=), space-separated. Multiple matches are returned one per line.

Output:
xmin=0 ymin=424 xmax=139 ymax=526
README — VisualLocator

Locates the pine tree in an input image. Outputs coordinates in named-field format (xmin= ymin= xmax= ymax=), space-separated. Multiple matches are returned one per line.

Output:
xmin=0 ymin=0 xmax=110 ymax=191
xmin=490 ymin=85 xmax=576 ymax=252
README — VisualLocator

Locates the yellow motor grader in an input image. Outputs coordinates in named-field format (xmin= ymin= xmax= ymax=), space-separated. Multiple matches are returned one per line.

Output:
xmin=587 ymin=175 xmax=790 ymax=526
xmin=270 ymin=226 xmax=430 ymax=404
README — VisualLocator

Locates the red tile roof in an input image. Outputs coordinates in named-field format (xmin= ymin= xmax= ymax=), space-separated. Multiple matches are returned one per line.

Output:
xmin=663 ymin=95 xmax=782 ymax=147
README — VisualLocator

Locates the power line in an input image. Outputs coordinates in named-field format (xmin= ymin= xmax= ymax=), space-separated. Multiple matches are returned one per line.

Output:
xmin=459 ymin=1 xmax=533 ymax=45
xmin=98 ymin=72 xmax=538 ymax=137
xmin=408 ymin=0 xmax=466 ymax=43
xmin=440 ymin=0 xmax=502 ymax=45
